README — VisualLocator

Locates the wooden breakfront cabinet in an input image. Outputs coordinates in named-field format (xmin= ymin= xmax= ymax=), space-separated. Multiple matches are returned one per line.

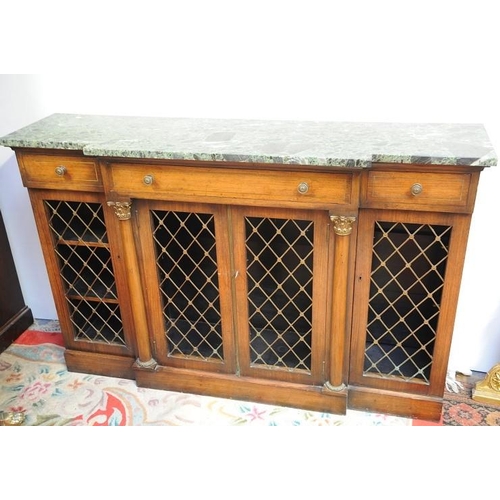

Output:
xmin=1 ymin=115 xmax=497 ymax=420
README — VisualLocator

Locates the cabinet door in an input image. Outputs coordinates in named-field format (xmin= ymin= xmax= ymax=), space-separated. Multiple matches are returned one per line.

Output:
xmin=29 ymin=190 xmax=135 ymax=357
xmin=136 ymin=201 xmax=236 ymax=373
xmin=350 ymin=209 xmax=471 ymax=396
xmin=233 ymin=207 xmax=330 ymax=385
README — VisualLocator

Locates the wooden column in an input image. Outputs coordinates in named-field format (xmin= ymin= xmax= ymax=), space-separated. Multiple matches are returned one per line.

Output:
xmin=107 ymin=200 xmax=157 ymax=370
xmin=324 ymin=215 xmax=356 ymax=392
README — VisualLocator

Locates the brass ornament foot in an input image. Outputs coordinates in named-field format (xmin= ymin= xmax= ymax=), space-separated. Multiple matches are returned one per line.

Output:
xmin=323 ymin=381 xmax=346 ymax=393
xmin=134 ymin=358 xmax=159 ymax=371
xmin=472 ymin=363 xmax=500 ymax=406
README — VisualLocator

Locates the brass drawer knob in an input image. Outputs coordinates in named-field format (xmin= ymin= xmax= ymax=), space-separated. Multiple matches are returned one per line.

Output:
xmin=411 ymin=183 xmax=423 ymax=196
xmin=55 ymin=165 xmax=67 ymax=176
xmin=297 ymin=182 xmax=309 ymax=194
xmin=143 ymin=174 xmax=154 ymax=185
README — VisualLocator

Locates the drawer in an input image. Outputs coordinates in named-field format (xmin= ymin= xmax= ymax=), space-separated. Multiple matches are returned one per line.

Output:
xmin=362 ymin=171 xmax=475 ymax=212
xmin=18 ymin=153 xmax=102 ymax=191
xmin=106 ymin=163 xmax=355 ymax=208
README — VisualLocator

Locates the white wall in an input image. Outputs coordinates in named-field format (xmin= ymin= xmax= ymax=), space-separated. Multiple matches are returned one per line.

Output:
xmin=0 ymin=76 xmax=57 ymax=318
xmin=1 ymin=1 xmax=499 ymax=372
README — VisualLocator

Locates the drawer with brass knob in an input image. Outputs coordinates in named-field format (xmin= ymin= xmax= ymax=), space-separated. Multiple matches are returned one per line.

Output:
xmin=17 ymin=152 xmax=102 ymax=191
xmin=105 ymin=163 xmax=357 ymax=209
xmin=361 ymin=169 xmax=478 ymax=213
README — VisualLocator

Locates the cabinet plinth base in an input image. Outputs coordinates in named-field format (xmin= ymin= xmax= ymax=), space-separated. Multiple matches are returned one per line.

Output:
xmin=348 ymin=385 xmax=443 ymax=422
xmin=135 ymin=365 xmax=347 ymax=415
xmin=65 ymin=349 xmax=135 ymax=380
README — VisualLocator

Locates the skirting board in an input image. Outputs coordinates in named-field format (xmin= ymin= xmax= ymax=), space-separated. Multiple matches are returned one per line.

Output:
xmin=0 ymin=306 xmax=34 ymax=354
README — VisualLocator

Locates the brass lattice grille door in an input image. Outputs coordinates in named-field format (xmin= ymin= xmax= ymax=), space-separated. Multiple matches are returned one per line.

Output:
xmin=138 ymin=201 xmax=235 ymax=373
xmin=28 ymin=191 xmax=133 ymax=357
xmin=234 ymin=207 xmax=329 ymax=385
xmin=350 ymin=210 xmax=469 ymax=396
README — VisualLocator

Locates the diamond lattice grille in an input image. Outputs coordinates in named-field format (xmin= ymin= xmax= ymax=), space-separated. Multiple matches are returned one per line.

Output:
xmin=45 ymin=200 xmax=108 ymax=244
xmin=55 ymin=245 xmax=117 ymax=300
xmin=152 ymin=210 xmax=223 ymax=361
xmin=45 ymin=200 xmax=125 ymax=346
xmin=68 ymin=299 xmax=124 ymax=344
xmin=245 ymin=217 xmax=314 ymax=372
xmin=364 ymin=221 xmax=452 ymax=383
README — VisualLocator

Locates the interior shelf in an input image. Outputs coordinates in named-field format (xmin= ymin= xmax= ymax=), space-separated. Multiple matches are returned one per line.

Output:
xmin=56 ymin=236 xmax=109 ymax=248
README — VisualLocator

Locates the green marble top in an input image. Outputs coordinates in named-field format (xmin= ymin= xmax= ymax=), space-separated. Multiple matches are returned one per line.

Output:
xmin=0 ymin=113 xmax=497 ymax=168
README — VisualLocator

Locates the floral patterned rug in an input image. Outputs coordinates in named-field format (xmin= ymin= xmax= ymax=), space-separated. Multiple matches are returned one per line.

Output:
xmin=0 ymin=322 xmax=414 ymax=426
xmin=2 ymin=321 xmax=497 ymax=426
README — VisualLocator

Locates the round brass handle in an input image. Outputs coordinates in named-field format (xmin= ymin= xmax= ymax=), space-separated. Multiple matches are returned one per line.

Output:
xmin=55 ymin=165 xmax=67 ymax=176
xmin=143 ymin=174 xmax=154 ymax=186
xmin=297 ymin=182 xmax=309 ymax=194
xmin=411 ymin=183 xmax=423 ymax=196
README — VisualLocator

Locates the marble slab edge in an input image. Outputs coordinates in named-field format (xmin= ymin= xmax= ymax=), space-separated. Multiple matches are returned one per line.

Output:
xmin=1 ymin=139 xmax=496 ymax=168
xmin=0 ymin=138 xmax=371 ymax=168
xmin=2 ymin=140 xmax=495 ymax=168
xmin=80 ymin=145 xmax=370 ymax=168
xmin=1 ymin=113 xmax=497 ymax=168
xmin=371 ymin=153 xmax=498 ymax=167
